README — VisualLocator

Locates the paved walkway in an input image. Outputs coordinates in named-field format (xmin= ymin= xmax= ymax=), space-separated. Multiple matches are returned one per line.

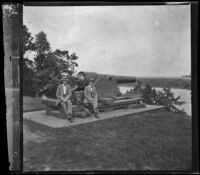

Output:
xmin=23 ymin=105 xmax=165 ymax=128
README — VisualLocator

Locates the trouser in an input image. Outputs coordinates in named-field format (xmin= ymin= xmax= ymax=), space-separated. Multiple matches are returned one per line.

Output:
xmin=84 ymin=96 xmax=98 ymax=113
xmin=60 ymin=100 xmax=72 ymax=116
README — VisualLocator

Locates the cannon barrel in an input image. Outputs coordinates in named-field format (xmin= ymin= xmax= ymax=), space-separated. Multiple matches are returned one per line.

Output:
xmin=74 ymin=71 xmax=137 ymax=98
xmin=76 ymin=71 xmax=136 ymax=84
xmin=103 ymin=74 xmax=137 ymax=84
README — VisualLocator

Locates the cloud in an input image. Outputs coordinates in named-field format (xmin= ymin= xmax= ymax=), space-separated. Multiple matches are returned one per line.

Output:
xmin=23 ymin=5 xmax=191 ymax=77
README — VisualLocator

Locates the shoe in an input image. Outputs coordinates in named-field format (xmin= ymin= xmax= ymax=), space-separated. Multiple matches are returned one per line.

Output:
xmin=68 ymin=114 xmax=74 ymax=123
xmin=68 ymin=117 xmax=74 ymax=123
xmin=94 ymin=113 xmax=99 ymax=118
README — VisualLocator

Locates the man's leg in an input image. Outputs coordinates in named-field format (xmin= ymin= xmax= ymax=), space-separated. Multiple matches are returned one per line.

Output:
xmin=66 ymin=100 xmax=73 ymax=122
xmin=83 ymin=102 xmax=93 ymax=115
xmin=60 ymin=101 xmax=74 ymax=122
xmin=60 ymin=101 xmax=69 ymax=117
xmin=92 ymin=96 xmax=99 ymax=118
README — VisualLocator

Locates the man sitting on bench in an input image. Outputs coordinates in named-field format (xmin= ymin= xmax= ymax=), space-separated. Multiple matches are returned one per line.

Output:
xmin=84 ymin=78 xmax=99 ymax=118
xmin=56 ymin=76 xmax=74 ymax=122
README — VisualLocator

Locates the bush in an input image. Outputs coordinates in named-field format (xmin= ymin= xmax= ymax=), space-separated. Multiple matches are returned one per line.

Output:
xmin=125 ymin=83 xmax=186 ymax=113
xmin=155 ymin=87 xmax=185 ymax=113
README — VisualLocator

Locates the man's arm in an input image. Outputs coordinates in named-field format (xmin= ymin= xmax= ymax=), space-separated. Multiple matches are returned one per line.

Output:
xmin=56 ymin=85 xmax=61 ymax=99
xmin=94 ymin=78 xmax=100 ymax=85
xmin=71 ymin=85 xmax=78 ymax=92
xmin=84 ymin=87 xmax=93 ymax=102
xmin=65 ymin=91 xmax=72 ymax=100
xmin=84 ymin=87 xmax=90 ymax=100
xmin=64 ymin=85 xmax=72 ymax=101
xmin=94 ymin=88 xmax=98 ymax=98
xmin=56 ymin=85 xmax=64 ymax=101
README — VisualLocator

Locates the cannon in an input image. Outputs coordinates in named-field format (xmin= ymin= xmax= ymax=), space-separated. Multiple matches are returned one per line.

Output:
xmin=72 ymin=72 xmax=145 ymax=111
xmin=42 ymin=71 xmax=145 ymax=118
xmin=74 ymin=71 xmax=137 ymax=98
xmin=75 ymin=71 xmax=136 ymax=88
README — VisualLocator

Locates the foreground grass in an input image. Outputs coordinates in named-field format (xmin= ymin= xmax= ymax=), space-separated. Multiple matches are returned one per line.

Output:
xmin=23 ymin=110 xmax=191 ymax=171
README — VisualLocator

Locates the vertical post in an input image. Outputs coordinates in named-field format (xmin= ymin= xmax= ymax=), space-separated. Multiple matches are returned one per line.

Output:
xmin=3 ymin=4 xmax=13 ymax=170
xmin=11 ymin=11 xmax=20 ymax=171
xmin=3 ymin=4 xmax=21 ymax=171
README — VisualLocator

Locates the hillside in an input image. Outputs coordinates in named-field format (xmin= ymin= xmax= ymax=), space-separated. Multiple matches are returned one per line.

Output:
xmin=23 ymin=110 xmax=191 ymax=171
xmin=137 ymin=77 xmax=191 ymax=89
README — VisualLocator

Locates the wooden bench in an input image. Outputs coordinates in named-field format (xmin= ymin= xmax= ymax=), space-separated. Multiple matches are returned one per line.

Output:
xmin=42 ymin=92 xmax=92 ymax=118
xmin=42 ymin=97 xmax=60 ymax=114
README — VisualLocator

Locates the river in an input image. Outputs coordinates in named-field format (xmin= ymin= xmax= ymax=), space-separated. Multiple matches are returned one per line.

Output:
xmin=118 ymin=86 xmax=191 ymax=116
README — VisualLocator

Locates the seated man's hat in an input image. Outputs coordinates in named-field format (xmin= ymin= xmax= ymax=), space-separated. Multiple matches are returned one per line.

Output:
xmin=90 ymin=78 xmax=95 ymax=82
xmin=61 ymin=75 xmax=69 ymax=81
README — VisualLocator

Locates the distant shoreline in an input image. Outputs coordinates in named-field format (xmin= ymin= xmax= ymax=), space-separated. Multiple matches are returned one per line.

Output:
xmin=118 ymin=85 xmax=191 ymax=90
xmin=118 ymin=77 xmax=191 ymax=90
xmin=152 ymin=86 xmax=191 ymax=90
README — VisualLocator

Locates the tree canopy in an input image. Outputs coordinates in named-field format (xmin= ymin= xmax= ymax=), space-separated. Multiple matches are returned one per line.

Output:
xmin=23 ymin=25 xmax=79 ymax=97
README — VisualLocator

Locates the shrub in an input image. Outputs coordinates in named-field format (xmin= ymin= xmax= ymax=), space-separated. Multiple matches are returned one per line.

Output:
xmin=155 ymin=87 xmax=185 ymax=113
xmin=125 ymin=83 xmax=186 ymax=113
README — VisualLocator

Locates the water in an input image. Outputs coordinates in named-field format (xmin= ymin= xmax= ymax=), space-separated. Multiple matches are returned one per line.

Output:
xmin=118 ymin=86 xmax=191 ymax=116
xmin=119 ymin=86 xmax=133 ymax=94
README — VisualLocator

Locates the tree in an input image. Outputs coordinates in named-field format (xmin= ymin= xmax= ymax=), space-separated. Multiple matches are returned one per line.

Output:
xmin=30 ymin=31 xmax=51 ymax=96
xmin=30 ymin=32 xmax=79 ymax=97
xmin=53 ymin=49 xmax=78 ymax=76
xmin=23 ymin=25 xmax=36 ymax=96
xmin=141 ymin=83 xmax=154 ymax=104
xmin=22 ymin=25 xmax=79 ymax=97
xmin=23 ymin=25 xmax=36 ymax=55
xmin=35 ymin=32 xmax=50 ymax=54
xmin=133 ymin=80 xmax=142 ymax=93
xmin=34 ymin=31 xmax=51 ymax=70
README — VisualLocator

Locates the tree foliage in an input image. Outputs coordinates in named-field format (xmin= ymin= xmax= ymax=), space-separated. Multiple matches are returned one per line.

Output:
xmin=35 ymin=32 xmax=50 ymax=56
xmin=141 ymin=84 xmax=157 ymax=104
xmin=23 ymin=26 xmax=79 ymax=97
xmin=155 ymin=87 xmax=185 ymax=112
xmin=23 ymin=25 xmax=35 ymax=55
xmin=23 ymin=25 xmax=36 ymax=96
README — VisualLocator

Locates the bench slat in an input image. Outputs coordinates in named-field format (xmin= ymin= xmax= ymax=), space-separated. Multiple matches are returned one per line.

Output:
xmin=42 ymin=98 xmax=60 ymax=106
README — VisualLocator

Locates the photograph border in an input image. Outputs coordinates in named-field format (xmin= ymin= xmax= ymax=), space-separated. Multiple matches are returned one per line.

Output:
xmin=2 ymin=1 xmax=198 ymax=174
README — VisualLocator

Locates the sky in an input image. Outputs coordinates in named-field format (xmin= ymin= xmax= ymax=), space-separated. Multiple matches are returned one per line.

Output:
xmin=23 ymin=5 xmax=191 ymax=77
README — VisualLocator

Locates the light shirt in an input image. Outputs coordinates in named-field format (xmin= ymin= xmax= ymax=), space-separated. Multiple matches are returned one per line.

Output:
xmin=63 ymin=84 xmax=67 ymax=94
xmin=89 ymin=85 xmax=96 ymax=98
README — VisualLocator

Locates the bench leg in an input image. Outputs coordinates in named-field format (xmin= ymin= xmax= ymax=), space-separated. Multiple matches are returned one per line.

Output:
xmin=46 ymin=105 xmax=52 ymax=115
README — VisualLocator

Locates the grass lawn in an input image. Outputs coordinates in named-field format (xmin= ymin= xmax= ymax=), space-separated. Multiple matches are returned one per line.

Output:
xmin=23 ymin=110 xmax=192 ymax=171
xmin=23 ymin=96 xmax=45 ymax=112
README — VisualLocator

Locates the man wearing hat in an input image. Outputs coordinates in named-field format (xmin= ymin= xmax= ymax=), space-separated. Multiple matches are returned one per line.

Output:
xmin=56 ymin=76 xmax=74 ymax=122
xmin=84 ymin=78 xmax=99 ymax=118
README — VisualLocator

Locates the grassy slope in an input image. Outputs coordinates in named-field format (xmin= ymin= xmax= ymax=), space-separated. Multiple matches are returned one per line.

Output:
xmin=23 ymin=110 xmax=192 ymax=171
